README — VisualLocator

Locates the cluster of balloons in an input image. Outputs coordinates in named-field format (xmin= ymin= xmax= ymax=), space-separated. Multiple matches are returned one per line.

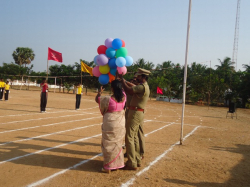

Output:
xmin=92 ymin=38 xmax=133 ymax=85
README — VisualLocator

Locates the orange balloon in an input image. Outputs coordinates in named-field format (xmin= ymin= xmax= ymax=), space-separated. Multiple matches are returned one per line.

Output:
xmin=108 ymin=72 xmax=115 ymax=83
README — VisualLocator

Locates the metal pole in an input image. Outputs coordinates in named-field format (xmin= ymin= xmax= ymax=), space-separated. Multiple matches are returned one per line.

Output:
xmin=28 ymin=77 xmax=30 ymax=90
xmin=47 ymin=59 xmax=49 ymax=81
xmin=208 ymin=60 xmax=211 ymax=110
xmin=20 ymin=76 xmax=23 ymax=90
xmin=180 ymin=0 xmax=192 ymax=145
xmin=54 ymin=77 xmax=56 ymax=93
xmin=81 ymin=71 xmax=82 ymax=85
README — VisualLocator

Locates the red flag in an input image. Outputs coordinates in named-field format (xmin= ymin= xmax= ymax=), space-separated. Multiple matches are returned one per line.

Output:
xmin=157 ymin=86 xmax=163 ymax=94
xmin=48 ymin=47 xmax=63 ymax=62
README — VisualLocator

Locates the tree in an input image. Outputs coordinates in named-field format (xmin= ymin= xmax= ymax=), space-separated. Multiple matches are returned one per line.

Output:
xmin=0 ymin=62 xmax=33 ymax=81
xmin=0 ymin=63 xmax=21 ymax=78
xmin=187 ymin=62 xmax=209 ymax=103
xmin=12 ymin=47 xmax=35 ymax=67
xmin=238 ymin=64 xmax=250 ymax=107
xmin=214 ymin=57 xmax=236 ymax=104
xmin=242 ymin=64 xmax=250 ymax=73
xmin=215 ymin=57 xmax=235 ymax=88
xmin=134 ymin=58 xmax=154 ymax=70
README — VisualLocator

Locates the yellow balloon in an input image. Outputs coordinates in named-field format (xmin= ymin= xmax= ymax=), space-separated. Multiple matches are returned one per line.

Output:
xmin=99 ymin=64 xmax=110 ymax=74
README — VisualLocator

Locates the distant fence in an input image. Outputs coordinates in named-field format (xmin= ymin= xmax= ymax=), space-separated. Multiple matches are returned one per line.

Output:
xmin=156 ymin=96 xmax=182 ymax=104
xmin=10 ymin=80 xmax=74 ymax=89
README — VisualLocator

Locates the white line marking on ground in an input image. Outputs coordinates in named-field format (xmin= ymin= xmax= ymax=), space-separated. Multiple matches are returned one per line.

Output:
xmin=173 ymin=122 xmax=215 ymax=129
xmin=0 ymin=115 xmax=101 ymax=135
xmin=1 ymin=121 xmax=153 ymax=165
xmin=120 ymin=126 xmax=200 ymax=187
xmin=0 ymin=117 xmax=102 ymax=146
xmin=25 ymin=120 xmax=175 ymax=187
xmin=0 ymin=106 xmax=99 ymax=118
xmin=26 ymin=153 xmax=103 ymax=187
xmin=0 ymin=112 xmax=99 ymax=125
xmin=147 ymin=115 xmax=199 ymax=118
xmin=149 ymin=120 xmax=174 ymax=124
xmin=0 ymin=133 xmax=102 ymax=165
xmin=145 ymin=122 xmax=174 ymax=137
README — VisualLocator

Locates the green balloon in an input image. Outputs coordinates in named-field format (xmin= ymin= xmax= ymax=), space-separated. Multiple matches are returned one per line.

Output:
xmin=116 ymin=47 xmax=128 ymax=58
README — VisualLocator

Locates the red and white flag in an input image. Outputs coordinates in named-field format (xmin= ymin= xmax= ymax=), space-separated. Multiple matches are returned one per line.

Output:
xmin=48 ymin=47 xmax=63 ymax=62
xmin=157 ymin=86 xmax=163 ymax=94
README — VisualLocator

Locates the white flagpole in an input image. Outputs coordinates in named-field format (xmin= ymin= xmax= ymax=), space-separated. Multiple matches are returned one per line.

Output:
xmin=180 ymin=0 xmax=192 ymax=145
xmin=47 ymin=58 xmax=49 ymax=81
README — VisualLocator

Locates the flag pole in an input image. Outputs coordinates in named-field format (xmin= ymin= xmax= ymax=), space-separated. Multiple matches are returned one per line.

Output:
xmin=80 ymin=62 xmax=82 ymax=85
xmin=47 ymin=58 xmax=49 ymax=81
xmin=180 ymin=0 xmax=192 ymax=145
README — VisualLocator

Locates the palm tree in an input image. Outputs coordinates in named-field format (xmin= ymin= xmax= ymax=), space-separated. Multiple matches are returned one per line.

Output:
xmin=215 ymin=57 xmax=237 ymax=104
xmin=156 ymin=61 xmax=173 ymax=70
xmin=134 ymin=58 xmax=154 ymax=70
xmin=216 ymin=57 xmax=235 ymax=72
xmin=12 ymin=47 xmax=35 ymax=90
xmin=12 ymin=47 xmax=35 ymax=67
xmin=242 ymin=64 xmax=250 ymax=73
xmin=215 ymin=57 xmax=235 ymax=88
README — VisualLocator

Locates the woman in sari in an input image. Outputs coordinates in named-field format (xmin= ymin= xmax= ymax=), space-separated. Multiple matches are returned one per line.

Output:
xmin=95 ymin=80 xmax=126 ymax=173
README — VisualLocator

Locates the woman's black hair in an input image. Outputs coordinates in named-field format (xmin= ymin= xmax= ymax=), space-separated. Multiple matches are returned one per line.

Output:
xmin=111 ymin=80 xmax=124 ymax=102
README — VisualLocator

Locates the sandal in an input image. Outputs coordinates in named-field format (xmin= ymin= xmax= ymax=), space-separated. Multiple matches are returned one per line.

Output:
xmin=101 ymin=168 xmax=111 ymax=174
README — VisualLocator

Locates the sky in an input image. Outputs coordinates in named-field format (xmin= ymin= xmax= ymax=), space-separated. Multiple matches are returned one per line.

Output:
xmin=0 ymin=0 xmax=249 ymax=72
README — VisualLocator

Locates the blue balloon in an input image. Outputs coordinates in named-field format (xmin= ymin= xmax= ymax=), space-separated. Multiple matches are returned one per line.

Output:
xmin=93 ymin=55 xmax=98 ymax=65
xmin=110 ymin=68 xmax=117 ymax=76
xmin=105 ymin=48 xmax=116 ymax=58
xmin=112 ymin=38 xmax=122 ymax=50
xmin=98 ymin=74 xmax=109 ymax=85
xmin=108 ymin=58 xmax=117 ymax=69
xmin=125 ymin=56 xmax=133 ymax=66
xmin=115 ymin=57 xmax=126 ymax=67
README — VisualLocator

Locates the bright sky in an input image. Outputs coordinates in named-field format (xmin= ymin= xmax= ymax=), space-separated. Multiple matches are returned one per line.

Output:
xmin=0 ymin=0 xmax=249 ymax=72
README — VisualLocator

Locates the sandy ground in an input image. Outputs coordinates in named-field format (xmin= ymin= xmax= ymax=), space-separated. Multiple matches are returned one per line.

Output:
xmin=0 ymin=89 xmax=249 ymax=187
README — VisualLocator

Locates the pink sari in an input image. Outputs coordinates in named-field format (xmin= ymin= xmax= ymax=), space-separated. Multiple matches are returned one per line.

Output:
xmin=99 ymin=96 xmax=125 ymax=170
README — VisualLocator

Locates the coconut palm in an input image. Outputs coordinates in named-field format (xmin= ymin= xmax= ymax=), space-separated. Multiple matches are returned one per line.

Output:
xmin=242 ymin=64 xmax=250 ymax=73
xmin=215 ymin=57 xmax=235 ymax=88
xmin=156 ymin=61 xmax=173 ymax=70
xmin=134 ymin=58 xmax=154 ymax=70
xmin=216 ymin=57 xmax=235 ymax=72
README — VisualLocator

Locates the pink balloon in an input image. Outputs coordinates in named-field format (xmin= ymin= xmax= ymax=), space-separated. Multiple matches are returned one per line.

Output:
xmin=93 ymin=66 xmax=102 ymax=77
xmin=117 ymin=66 xmax=127 ymax=75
